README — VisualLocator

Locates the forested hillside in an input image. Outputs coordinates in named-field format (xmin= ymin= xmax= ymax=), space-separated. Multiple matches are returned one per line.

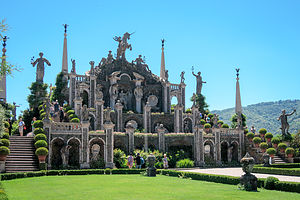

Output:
xmin=212 ymin=100 xmax=300 ymax=134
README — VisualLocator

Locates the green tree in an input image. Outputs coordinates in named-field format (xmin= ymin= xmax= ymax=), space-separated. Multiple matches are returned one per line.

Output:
xmin=51 ymin=72 xmax=68 ymax=106
xmin=231 ymin=113 xmax=247 ymax=128
xmin=190 ymin=94 xmax=209 ymax=114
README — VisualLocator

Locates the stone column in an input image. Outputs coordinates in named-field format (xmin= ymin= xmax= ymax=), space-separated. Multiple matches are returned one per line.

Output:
xmin=135 ymin=96 xmax=142 ymax=113
xmin=74 ymin=98 xmax=83 ymax=119
xmin=90 ymin=75 xmax=96 ymax=108
xmin=180 ymin=83 xmax=186 ymax=112
xmin=194 ymin=126 xmax=204 ymax=166
xmin=174 ymin=104 xmax=184 ymax=133
xmin=81 ymin=121 xmax=90 ymax=168
xmin=215 ymin=131 xmax=222 ymax=165
xmin=157 ymin=125 xmax=166 ymax=152
xmin=125 ymin=125 xmax=135 ymax=154
xmin=144 ymin=134 xmax=148 ymax=152
xmin=95 ymin=100 xmax=104 ymax=130
xmin=115 ymin=100 xmax=123 ymax=132
xmin=166 ymin=83 xmax=171 ymax=113
xmin=162 ymin=82 xmax=168 ymax=113
xmin=104 ymin=122 xmax=115 ymax=169
xmin=69 ymin=74 xmax=76 ymax=108
xmin=143 ymin=102 xmax=151 ymax=133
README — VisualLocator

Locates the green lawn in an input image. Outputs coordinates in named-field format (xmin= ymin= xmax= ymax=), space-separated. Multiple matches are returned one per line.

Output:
xmin=2 ymin=175 xmax=300 ymax=200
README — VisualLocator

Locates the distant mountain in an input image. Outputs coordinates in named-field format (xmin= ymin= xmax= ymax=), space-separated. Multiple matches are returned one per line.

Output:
xmin=212 ymin=100 xmax=300 ymax=134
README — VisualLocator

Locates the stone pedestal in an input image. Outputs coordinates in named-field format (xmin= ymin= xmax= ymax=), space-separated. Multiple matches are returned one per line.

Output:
xmin=179 ymin=83 xmax=186 ymax=111
xmin=157 ymin=125 xmax=165 ymax=152
xmin=74 ymin=98 xmax=83 ymax=118
xmin=115 ymin=101 xmax=123 ymax=132
xmin=0 ymin=161 xmax=5 ymax=173
xmin=194 ymin=126 xmax=204 ymax=167
xmin=147 ymin=154 xmax=156 ymax=177
xmin=89 ymin=75 xmax=96 ymax=108
xmin=69 ymin=74 xmax=76 ymax=108
xmin=135 ymin=97 xmax=142 ymax=113
xmin=95 ymin=100 xmax=104 ymax=130
xmin=104 ymin=122 xmax=115 ymax=169
xmin=174 ymin=104 xmax=184 ymax=133
xmin=125 ymin=126 xmax=135 ymax=154
xmin=80 ymin=122 xmax=90 ymax=168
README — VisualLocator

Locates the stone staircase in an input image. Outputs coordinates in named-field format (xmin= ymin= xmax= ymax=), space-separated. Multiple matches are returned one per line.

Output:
xmin=273 ymin=155 xmax=286 ymax=164
xmin=6 ymin=136 xmax=39 ymax=173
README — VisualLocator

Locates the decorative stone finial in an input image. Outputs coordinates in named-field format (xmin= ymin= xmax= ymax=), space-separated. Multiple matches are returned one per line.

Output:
xmin=235 ymin=68 xmax=240 ymax=79
xmin=161 ymin=39 xmax=165 ymax=48
xmin=63 ymin=24 xmax=68 ymax=34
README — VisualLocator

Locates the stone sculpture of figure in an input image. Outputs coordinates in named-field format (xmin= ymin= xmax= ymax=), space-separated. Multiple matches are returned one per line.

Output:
xmin=228 ymin=145 xmax=233 ymax=162
xmin=96 ymin=84 xmax=103 ymax=100
xmin=109 ymin=84 xmax=118 ymax=100
xmin=107 ymin=50 xmax=113 ymax=64
xmin=31 ymin=52 xmax=51 ymax=83
xmin=89 ymin=61 xmax=95 ymax=75
xmin=213 ymin=114 xmax=219 ymax=128
xmin=44 ymin=97 xmax=51 ymax=120
xmin=192 ymin=70 xmax=206 ymax=95
xmin=134 ymin=86 xmax=143 ymax=99
xmin=278 ymin=109 xmax=296 ymax=136
xmin=119 ymin=90 xmax=127 ymax=109
xmin=81 ymin=105 xmax=89 ymax=122
xmin=165 ymin=70 xmax=169 ymax=81
xmin=134 ymin=55 xmax=144 ymax=66
xmin=184 ymin=121 xmax=190 ymax=133
xmin=113 ymin=32 xmax=133 ymax=60
xmin=104 ymin=107 xmax=112 ymax=123
xmin=61 ymin=145 xmax=72 ymax=167
xmin=180 ymin=71 xmax=185 ymax=83
xmin=71 ymin=59 xmax=76 ymax=73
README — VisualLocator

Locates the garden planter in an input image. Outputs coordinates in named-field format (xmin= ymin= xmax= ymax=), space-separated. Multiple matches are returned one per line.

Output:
xmin=267 ymin=138 xmax=271 ymax=142
xmin=254 ymin=143 xmax=259 ymax=148
xmin=261 ymin=149 xmax=266 ymax=153
xmin=280 ymin=149 xmax=285 ymax=153
xmin=287 ymin=154 xmax=293 ymax=158
xmin=0 ymin=155 xmax=7 ymax=161
xmin=248 ymin=138 xmax=253 ymax=142
xmin=273 ymin=144 xmax=278 ymax=148
xmin=269 ymin=154 xmax=274 ymax=158
xmin=38 ymin=155 xmax=47 ymax=163
xmin=205 ymin=128 xmax=210 ymax=133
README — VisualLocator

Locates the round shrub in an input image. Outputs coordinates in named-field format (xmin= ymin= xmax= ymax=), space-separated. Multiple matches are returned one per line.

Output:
xmin=217 ymin=120 xmax=224 ymax=125
xmin=33 ymin=128 xmax=45 ymax=135
xmin=278 ymin=143 xmax=287 ymax=150
xmin=0 ymin=139 xmax=10 ymax=147
xmin=0 ymin=146 xmax=10 ymax=155
xmin=34 ymin=140 xmax=48 ymax=148
xmin=39 ymin=109 xmax=45 ymax=115
xmin=68 ymin=114 xmax=78 ymax=120
xmin=246 ymin=132 xmax=255 ymax=139
xmin=285 ymin=147 xmax=295 ymax=155
xmin=253 ymin=137 xmax=262 ymax=144
xmin=208 ymin=113 xmax=214 ymax=119
xmin=265 ymin=132 xmax=273 ymax=139
xmin=34 ymin=134 xmax=47 ymax=142
xmin=35 ymin=147 xmax=48 ymax=156
xmin=259 ymin=142 xmax=268 ymax=149
xmin=38 ymin=104 xmax=44 ymax=111
xmin=271 ymin=138 xmax=280 ymax=145
xmin=40 ymin=112 xmax=46 ymax=119
xmin=33 ymin=120 xmax=43 ymax=129
xmin=176 ymin=159 xmax=194 ymax=168
xmin=64 ymin=105 xmax=72 ymax=112
xmin=204 ymin=123 xmax=211 ymax=129
xmin=200 ymin=119 xmax=206 ymax=125
xmin=244 ymin=129 xmax=249 ymax=134
xmin=67 ymin=110 xmax=75 ymax=116
xmin=221 ymin=124 xmax=229 ymax=128
xmin=70 ymin=118 xmax=80 ymax=123
xmin=185 ymin=108 xmax=192 ymax=113
xmin=3 ymin=121 xmax=9 ymax=129
xmin=266 ymin=148 xmax=276 ymax=155
xmin=259 ymin=128 xmax=267 ymax=135
xmin=1 ymin=133 xmax=9 ymax=139
xmin=264 ymin=176 xmax=279 ymax=190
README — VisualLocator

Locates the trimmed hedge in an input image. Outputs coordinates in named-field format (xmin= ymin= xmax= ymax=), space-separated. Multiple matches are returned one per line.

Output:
xmin=221 ymin=124 xmax=229 ymax=128
xmin=255 ymin=163 xmax=300 ymax=168
xmin=266 ymin=148 xmax=276 ymax=155
xmin=35 ymin=147 xmax=48 ymax=156
xmin=253 ymin=166 xmax=300 ymax=176
xmin=246 ymin=132 xmax=254 ymax=139
xmin=259 ymin=128 xmax=267 ymax=135
xmin=271 ymin=138 xmax=280 ymax=145
xmin=204 ymin=123 xmax=211 ymax=129
xmin=33 ymin=120 xmax=43 ymax=129
xmin=253 ymin=137 xmax=262 ymax=144
xmin=285 ymin=147 xmax=295 ymax=155
xmin=34 ymin=128 xmax=45 ymax=135
xmin=34 ymin=140 xmax=48 ymax=148
xmin=70 ymin=118 xmax=80 ymax=123
xmin=259 ymin=142 xmax=268 ymax=149
xmin=0 ymin=146 xmax=10 ymax=155
xmin=1 ymin=133 xmax=9 ymax=139
xmin=67 ymin=110 xmax=75 ymax=116
xmin=0 ymin=139 xmax=10 ymax=147
xmin=278 ymin=143 xmax=287 ymax=150
xmin=34 ymin=134 xmax=47 ymax=141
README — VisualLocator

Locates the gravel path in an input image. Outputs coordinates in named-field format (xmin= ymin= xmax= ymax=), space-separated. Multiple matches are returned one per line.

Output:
xmin=177 ymin=168 xmax=300 ymax=182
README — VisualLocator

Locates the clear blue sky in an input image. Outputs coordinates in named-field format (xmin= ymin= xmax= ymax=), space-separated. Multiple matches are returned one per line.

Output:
xmin=1 ymin=0 xmax=300 ymax=116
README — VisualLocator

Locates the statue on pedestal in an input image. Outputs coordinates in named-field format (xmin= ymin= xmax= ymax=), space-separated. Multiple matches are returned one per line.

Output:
xmin=180 ymin=71 xmax=185 ymax=83
xmin=192 ymin=67 xmax=206 ymax=95
xmin=31 ymin=52 xmax=51 ymax=83
xmin=71 ymin=59 xmax=76 ymax=74
xmin=278 ymin=109 xmax=296 ymax=136
xmin=113 ymin=32 xmax=134 ymax=60
xmin=61 ymin=145 xmax=72 ymax=167
xmin=81 ymin=105 xmax=89 ymax=122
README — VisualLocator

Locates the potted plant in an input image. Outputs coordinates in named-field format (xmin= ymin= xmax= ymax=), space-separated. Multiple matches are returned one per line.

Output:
xmin=0 ymin=146 xmax=10 ymax=161
xmin=259 ymin=142 xmax=268 ymax=153
xmin=278 ymin=143 xmax=287 ymax=153
xmin=204 ymin=123 xmax=211 ymax=133
xmin=246 ymin=132 xmax=255 ymax=142
xmin=264 ymin=133 xmax=273 ymax=143
xmin=35 ymin=147 xmax=48 ymax=163
xmin=259 ymin=128 xmax=267 ymax=138
xmin=271 ymin=138 xmax=280 ymax=148
xmin=285 ymin=147 xmax=294 ymax=158
xmin=253 ymin=137 xmax=262 ymax=148
xmin=266 ymin=148 xmax=276 ymax=158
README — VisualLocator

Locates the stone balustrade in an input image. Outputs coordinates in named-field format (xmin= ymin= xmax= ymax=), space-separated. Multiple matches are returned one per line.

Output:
xmin=51 ymin=122 xmax=82 ymax=133
xmin=76 ymin=75 xmax=89 ymax=83
xmin=170 ymin=83 xmax=180 ymax=91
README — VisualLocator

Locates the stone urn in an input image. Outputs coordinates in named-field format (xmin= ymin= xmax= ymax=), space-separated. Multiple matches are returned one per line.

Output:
xmin=38 ymin=155 xmax=47 ymax=163
xmin=147 ymin=154 xmax=156 ymax=177
xmin=0 ymin=155 xmax=7 ymax=161
xmin=240 ymin=152 xmax=257 ymax=191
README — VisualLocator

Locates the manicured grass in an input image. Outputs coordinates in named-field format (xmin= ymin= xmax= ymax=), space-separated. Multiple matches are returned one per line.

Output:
xmin=2 ymin=175 xmax=300 ymax=200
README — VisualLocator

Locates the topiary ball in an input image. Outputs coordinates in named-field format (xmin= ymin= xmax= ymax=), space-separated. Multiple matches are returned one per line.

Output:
xmin=0 ymin=146 xmax=10 ymax=155
xmin=34 ymin=140 xmax=48 ymax=148
xmin=70 ymin=118 xmax=80 ymax=123
xmin=67 ymin=110 xmax=75 ymax=116
xmin=271 ymin=138 xmax=280 ymax=144
xmin=266 ymin=148 xmax=276 ymax=155
xmin=246 ymin=132 xmax=255 ymax=139
xmin=34 ymin=128 xmax=45 ymax=135
xmin=204 ymin=123 xmax=211 ymax=129
xmin=259 ymin=142 xmax=268 ymax=149
xmin=265 ymin=132 xmax=273 ymax=139
xmin=264 ymin=176 xmax=279 ymax=190
xmin=285 ymin=147 xmax=295 ymax=155
xmin=35 ymin=147 xmax=48 ymax=156
xmin=259 ymin=128 xmax=267 ymax=135
xmin=221 ymin=124 xmax=229 ymax=128
xmin=253 ymin=137 xmax=262 ymax=144
xmin=278 ymin=143 xmax=287 ymax=150
xmin=33 ymin=120 xmax=43 ymax=129
xmin=1 ymin=133 xmax=9 ymax=139
xmin=0 ymin=139 xmax=10 ymax=147
xmin=34 ymin=134 xmax=47 ymax=142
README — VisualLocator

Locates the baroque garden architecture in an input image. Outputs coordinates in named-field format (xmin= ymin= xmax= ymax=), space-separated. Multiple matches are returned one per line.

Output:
xmin=44 ymin=29 xmax=245 ymax=169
